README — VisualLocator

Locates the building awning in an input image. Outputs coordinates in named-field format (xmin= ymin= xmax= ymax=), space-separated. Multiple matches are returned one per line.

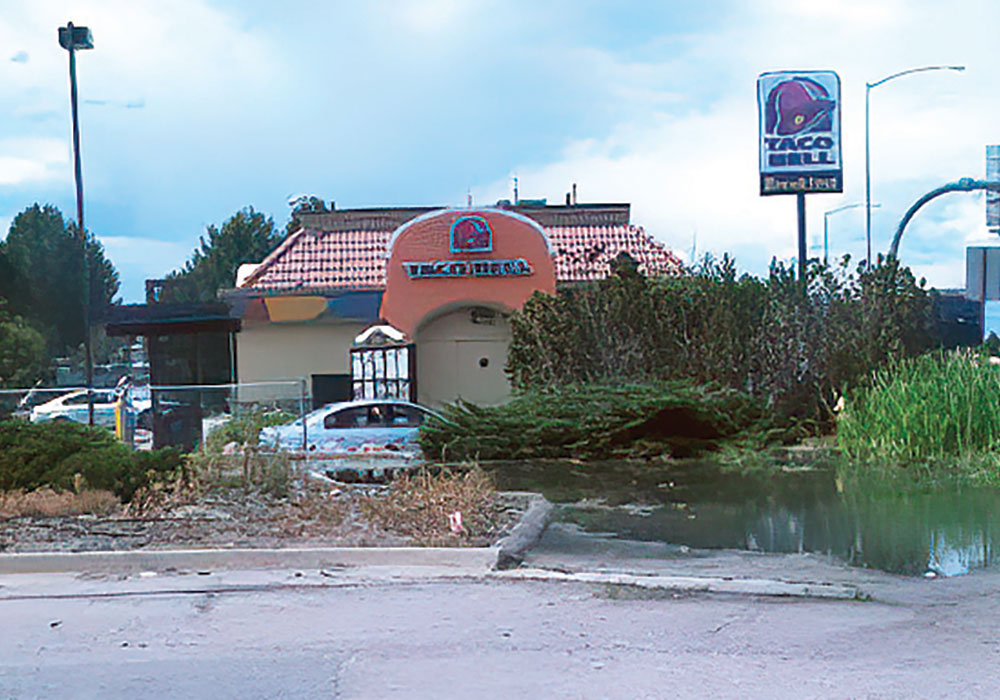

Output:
xmin=103 ymin=303 xmax=241 ymax=336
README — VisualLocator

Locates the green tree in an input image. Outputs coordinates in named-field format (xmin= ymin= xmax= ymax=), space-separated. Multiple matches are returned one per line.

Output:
xmin=0 ymin=301 xmax=48 ymax=388
xmin=285 ymin=195 xmax=325 ymax=236
xmin=0 ymin=204 xmax=119 ymax=355
xmin=162 ymin=206 xmax=283 ymax=302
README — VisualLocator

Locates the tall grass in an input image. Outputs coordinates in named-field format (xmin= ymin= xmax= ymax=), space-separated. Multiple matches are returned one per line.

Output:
xmin=838 ymin=350 xmax=1000 ymax=464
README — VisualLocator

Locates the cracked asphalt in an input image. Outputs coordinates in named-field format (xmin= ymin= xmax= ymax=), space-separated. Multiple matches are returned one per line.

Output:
xmin=2 ymin=559 xmax=1000 ymax=699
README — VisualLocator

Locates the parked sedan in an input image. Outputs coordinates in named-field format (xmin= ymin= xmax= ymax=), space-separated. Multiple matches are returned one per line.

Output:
xmin=30 ymin=389 xmax=119 ymax=427
xmin=258 ymin=399 xmax=442 ymax=457
xmin=29 ymin=387 xmax=153 ymax=429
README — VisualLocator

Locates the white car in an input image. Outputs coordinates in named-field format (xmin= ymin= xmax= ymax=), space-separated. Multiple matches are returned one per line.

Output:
xmin=259 ymin=399 xmax=443 ymax=458
xmin=30 ymin=388 xmax=153 ymax=429
xmin=30 ymin=389 xmax=119 ymax=427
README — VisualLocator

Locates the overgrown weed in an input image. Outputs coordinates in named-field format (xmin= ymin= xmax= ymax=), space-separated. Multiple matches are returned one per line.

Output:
xmin=838 ymin=350 xmax=1000 ymax=471
xmin=0 ymin=487 xmax=120 ymax=518
xmin=360 ymin=466 xmax=498 ymax=546
xmin=186 ymin=405 xmax=295 ymax=497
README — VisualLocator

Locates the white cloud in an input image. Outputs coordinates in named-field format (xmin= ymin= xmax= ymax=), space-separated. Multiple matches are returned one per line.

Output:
xmin=99 ymin=235 xmax=189 ymax=279
xmin=0 ymin=138 xmax=68 ymax=185
xmin=472 ymin=1 xmax=1000 ymax=285
xmin=397 ymin=0 xmax=471 ymax=33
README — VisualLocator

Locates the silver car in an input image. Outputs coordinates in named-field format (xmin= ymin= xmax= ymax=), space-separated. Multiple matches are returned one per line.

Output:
xmin=258 ymin=399 xmax=442 ymax=457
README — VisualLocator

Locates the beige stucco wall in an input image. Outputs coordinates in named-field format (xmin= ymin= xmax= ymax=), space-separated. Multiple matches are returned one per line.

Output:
xmin=416 ymin=306 xmax=512 ymax=408
xmin=236 ymin=320 xmax=366 ymax=403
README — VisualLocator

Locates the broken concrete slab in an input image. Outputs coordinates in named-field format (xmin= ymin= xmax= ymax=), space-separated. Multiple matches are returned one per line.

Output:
xmin=492 ymin=567 xmax=865 ymax=600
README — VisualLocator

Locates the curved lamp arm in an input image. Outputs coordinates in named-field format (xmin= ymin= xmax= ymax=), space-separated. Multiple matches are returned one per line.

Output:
xmin=889 ymin=179 xmax=1000 ymax=258
xmin=868 ymin=65 xmax=964 ymax=89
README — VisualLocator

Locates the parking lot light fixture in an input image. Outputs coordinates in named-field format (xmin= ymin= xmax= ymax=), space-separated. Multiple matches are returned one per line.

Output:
xmin=865 ymin=65 xmax=965 ymax=268
xmin=58 ymin=21 xmax=95 ymax=425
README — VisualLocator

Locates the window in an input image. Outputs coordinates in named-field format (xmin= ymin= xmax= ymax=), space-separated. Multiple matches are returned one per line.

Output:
xmin=324 ymin=405 xmax=389 ymax=429
xmin=65 ymin=391 xmax=113 ymax=406
xmin=387 ymin=405 xmax=425 ymax=427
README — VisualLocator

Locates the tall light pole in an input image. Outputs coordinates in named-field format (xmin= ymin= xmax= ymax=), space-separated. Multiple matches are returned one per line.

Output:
xmin=58 ymin=22 xmax=95 ymax=425
xmin=824 ymin=202 xmax=878 ymax=266
xmin=865 ymin=65 xmax=964 ymax=268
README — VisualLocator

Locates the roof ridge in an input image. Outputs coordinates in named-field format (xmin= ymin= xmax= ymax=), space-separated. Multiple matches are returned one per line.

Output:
xmin=240 ymin=225 xmax=307 ymax=288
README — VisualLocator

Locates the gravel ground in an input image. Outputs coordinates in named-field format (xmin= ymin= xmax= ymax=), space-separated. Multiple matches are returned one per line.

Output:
xmin=0 ymin=486 xmax=530 ymax=553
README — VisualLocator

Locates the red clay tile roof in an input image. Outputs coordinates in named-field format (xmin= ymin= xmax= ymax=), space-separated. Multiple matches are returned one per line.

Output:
xmin=241 ymin=223 xmax=683 ymax=293
xmin=548 ymin=225 xmax=684 ymax=282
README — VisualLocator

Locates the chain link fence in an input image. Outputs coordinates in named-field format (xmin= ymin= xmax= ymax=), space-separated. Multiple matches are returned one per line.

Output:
xmin=0 ymin=379 xmax=310 ymax=452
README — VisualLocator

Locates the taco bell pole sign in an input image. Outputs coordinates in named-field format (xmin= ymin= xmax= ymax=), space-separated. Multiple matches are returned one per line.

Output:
xmin=758 ymin=70 xmax=843 ymax=196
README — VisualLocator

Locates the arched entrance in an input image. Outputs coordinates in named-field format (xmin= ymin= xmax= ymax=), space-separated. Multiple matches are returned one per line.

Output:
xmin=415 ymin=305 xmax=512 ymax=407
xmin=380 ymin=208 xmax=556 ymax=408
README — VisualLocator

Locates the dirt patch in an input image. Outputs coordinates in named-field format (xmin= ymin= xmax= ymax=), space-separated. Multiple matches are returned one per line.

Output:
xmin=0 ymin=477 xmax=531 ymax=554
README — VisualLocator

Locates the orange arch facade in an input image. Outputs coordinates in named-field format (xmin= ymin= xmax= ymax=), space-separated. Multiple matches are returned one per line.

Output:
xmin=380 ymin=209 xmax=556 ymax=335
xmin=381 ymin=209 xmax=555 ymax=406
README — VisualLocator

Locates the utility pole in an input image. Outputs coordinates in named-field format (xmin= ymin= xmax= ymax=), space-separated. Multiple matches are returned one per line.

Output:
xmin=59 ymin=21 xmax=95 ymax=425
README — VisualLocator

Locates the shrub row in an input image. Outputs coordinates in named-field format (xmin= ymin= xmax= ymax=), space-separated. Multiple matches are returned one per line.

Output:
xmin=419 ymin=382 xmax=765 ymax=461
xmin=507 ymin=255 xmax=935 ymax=429
xmin=0 ymin=419 xmax=183 ymax=501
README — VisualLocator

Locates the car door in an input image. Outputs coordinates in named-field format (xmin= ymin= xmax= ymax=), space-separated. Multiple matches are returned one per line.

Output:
xmin=382 ymin=404 xmax=426 ymax=450
xmin=314 ymin=405 xmax=385 ymax=453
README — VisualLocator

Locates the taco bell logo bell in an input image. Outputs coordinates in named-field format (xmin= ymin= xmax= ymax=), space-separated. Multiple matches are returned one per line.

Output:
xmin=758 ymin=70 xmax=843 ymax=195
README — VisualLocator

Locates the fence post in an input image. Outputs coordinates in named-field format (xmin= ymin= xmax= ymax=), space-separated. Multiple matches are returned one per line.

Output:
xmin=300 ymin=377 xmax=308 ymax=452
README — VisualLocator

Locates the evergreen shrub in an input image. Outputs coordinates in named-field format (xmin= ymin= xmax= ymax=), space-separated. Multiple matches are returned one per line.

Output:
xmin=419 ymin=382 xmax=764 ymax=461
xmin=0 ymin=419 xmax=183 ymax=501
xmin=506 ymin=254 xmax=936 ymax=429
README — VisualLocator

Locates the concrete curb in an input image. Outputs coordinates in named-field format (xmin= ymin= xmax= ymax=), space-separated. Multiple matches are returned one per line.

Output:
xmin=0 ymin=546 xmax=499 ymax=575
xmin=0 ymin=491 xmax=553 ymax=576
xmin=493 ymin=568 xmax=865 ymax=600
xmin=494 ymin=495 xmax=554 ymax=569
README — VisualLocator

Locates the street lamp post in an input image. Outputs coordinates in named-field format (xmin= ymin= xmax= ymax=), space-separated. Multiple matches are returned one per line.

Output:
xmin=865 ymin=65 xmax=964 ymax=268
xmin=824 ymin=202 xmax=879 ymax=266
xmin=58 ymin=22 xmax=95 ymax=425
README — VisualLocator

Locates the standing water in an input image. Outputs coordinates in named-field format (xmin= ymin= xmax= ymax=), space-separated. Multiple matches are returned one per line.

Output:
xmin=485 ymin=459 xmax=1000 ymax=577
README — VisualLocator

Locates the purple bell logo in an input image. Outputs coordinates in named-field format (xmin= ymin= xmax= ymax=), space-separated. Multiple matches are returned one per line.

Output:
xmin=450 ymin=216 xmax=492 ymax=253
xmin=765 ymin=78 xmax=835 ymax=136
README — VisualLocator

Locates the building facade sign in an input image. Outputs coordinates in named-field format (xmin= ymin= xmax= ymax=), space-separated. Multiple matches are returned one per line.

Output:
xmin=758 ymin=70 xmax=843 ymax=195
xmin=402 ymin=258 xmax=532 ymax=279
xmin=450 ymin=215 xmax=493 ymax=253
xmin=381 ymin=209 xmax=556 ymax=335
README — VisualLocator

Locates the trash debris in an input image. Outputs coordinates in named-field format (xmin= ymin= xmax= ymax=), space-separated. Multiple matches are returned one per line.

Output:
xmin=449 ymin=510 xmax=466 ymax=534
xmin=49 ymin=620 xmax=61 ymax=628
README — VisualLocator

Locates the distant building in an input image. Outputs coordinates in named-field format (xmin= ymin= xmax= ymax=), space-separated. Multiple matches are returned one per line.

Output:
xmin=229 ymin=201 xmax=683 ymax=407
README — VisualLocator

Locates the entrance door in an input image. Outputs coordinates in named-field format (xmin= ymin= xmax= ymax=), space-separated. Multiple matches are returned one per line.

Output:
xmin=415 ymin=307 xmax=511 ymax=407
xmin=311 ymin=374 xmax=351 ymax=409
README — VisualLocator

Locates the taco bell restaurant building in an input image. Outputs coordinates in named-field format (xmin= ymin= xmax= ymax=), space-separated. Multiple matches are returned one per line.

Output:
xmin=229 ymin=201 xmax=683 ymax=408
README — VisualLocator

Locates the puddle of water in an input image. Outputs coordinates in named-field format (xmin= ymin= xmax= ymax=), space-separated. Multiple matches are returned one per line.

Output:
xmin=485 ymin=460 xmax=1000 ymax=577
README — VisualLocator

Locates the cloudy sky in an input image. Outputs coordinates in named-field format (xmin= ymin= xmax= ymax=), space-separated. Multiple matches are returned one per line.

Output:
xmin=2 ymin=0 xmax=998 ymax=304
